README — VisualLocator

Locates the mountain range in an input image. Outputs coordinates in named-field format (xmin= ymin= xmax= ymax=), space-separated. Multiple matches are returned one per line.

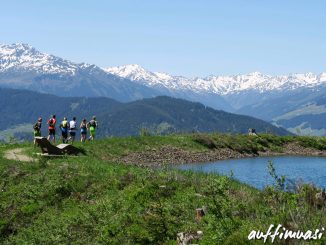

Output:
xmin=106 ymin=64 xmax=326 ymax=97
xmin=0 ymin=43 xmax=161 ymax=101
xmin=106 ymin=64 xmax=326 ymax=136
xmin=1 ymin=43 xmax=325 ymax=135
xmin=0 ymin=88 xmax=289 ymax=142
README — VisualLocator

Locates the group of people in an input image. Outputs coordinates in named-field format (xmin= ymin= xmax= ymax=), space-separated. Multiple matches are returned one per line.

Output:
xmin=33 ymin=115 xmax=98 ymax=145
xmin=248 ymin=128 xmax=257 ymax=136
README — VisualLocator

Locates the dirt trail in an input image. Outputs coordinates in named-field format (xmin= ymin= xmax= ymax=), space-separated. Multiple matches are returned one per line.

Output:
xmin=4 ymin=148 xmax=34 ymax=162
xmin=120 ymin=146 xmax=250 ymax=167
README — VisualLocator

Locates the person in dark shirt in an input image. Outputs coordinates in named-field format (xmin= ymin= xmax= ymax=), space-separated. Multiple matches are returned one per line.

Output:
xmin=87 ymin=116 xmax=98 ymax=141
xmin=33 ymin=117 xmax=42 ymax=146
xmin=80 ymin=119 xmax=87 ymax=143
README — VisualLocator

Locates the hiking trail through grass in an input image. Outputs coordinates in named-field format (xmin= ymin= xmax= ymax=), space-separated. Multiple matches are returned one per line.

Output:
xmin=4 ymin=148 xmax=34 ymax=162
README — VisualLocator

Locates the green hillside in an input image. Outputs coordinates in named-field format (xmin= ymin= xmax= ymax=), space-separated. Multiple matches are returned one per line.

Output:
xmin=0 ymin=88 xmax=290 ymax=142
xmin=236 ymin=89 xmax=326 ymax=136
xmin=0 ymin=134 xmax=326 ymax=244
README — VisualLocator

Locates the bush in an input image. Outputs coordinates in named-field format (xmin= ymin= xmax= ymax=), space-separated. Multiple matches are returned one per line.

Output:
xmin=193 ymin=134 xmax=217 ymax=149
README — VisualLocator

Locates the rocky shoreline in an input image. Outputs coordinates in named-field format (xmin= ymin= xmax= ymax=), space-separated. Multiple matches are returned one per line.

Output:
xmin=120 ymin=143 xmax=326 ymax=167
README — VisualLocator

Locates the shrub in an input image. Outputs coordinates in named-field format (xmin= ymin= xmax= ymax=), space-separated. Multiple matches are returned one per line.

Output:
xmin=193 ymin=134 xmax=217 ymax=149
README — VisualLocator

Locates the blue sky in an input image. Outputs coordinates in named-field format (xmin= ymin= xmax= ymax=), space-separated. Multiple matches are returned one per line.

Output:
xmin=1 ymin=0 xmax=325 ymax=77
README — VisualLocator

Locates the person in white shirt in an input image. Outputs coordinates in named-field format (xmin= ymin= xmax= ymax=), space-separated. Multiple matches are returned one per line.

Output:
xmin=68 ymin=117 xmax=77 ymax=143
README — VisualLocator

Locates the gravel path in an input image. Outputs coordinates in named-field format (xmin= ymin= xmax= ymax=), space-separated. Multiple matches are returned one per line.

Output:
xmin=120 ymin=143 xmax=326 ymax=167
xmin=4 ymin=148 xmax=34 ymax=162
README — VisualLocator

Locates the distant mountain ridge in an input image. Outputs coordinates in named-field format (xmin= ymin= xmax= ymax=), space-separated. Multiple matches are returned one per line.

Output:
xmin=0 ymin=43 xmax=161 ymax=101
xmin=1 ymin=43 xmax=326 ymax=135
xmin=2 ymin=43 xmax=325 ymax=99
xmin=105 ymin=64 xmax=326 ymax=96
xmin=0 ymin=88 xmax=290 ymax=141
xmin=105 ymin=65 xmax=326 ymax=136
xmin=0 ymin=43 xmax=84 ymax=75
xmin=0 ymin=43 xmax=232 ymax=111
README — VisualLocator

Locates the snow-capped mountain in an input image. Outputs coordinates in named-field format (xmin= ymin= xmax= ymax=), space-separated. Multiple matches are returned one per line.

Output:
xmin=105 ymin=64 xmax=326 ymax=95
xmin=105 ymin=64 xmax=326 ymax=136
xmin=105 ymin=64 xmax=187 ymax=90
xmin=2 ymin=43 xmax=326 ymax=135
xmin=105 ymin=64 xmax=233 ymax=110
xmin=0 ymin=43 xmax=161 ymax=100
xmin=3 ymin=43 xmax=324 ymax=101
xmin=0 ymin=43 xmax=83 ymax=75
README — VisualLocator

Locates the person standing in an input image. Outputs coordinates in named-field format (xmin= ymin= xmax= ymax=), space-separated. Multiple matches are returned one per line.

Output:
xmin=87 ymin=116 xmax=98 ymax=141
xmin=80 ymin=118 xmax=87 ymax=143
xmin=59 ymin=117 xmax=69 ymax=143
xmin=68 ymin=117 xmax=77 ymax=144
xmin=33 ymin=117 xmax=42 ymax=146
xmin=47 ymin=115 xmax=57 ymax=143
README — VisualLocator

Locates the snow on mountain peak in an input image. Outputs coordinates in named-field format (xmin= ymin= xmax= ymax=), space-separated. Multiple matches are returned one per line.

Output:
xmin=248 ymin=71 xmax=264 ymax=76
xmin=104 ymin=64 xmax=176 ymax=87
xmin=1 ymin=43 xmax=326 ymax=96
xmin=0 ymin=43 xmax=36 ymax=57
xmin=1 ymin=43 xmax=32 ymax=50
xmin=105 ymin=64 xmax=147 ymax=77
xmin=105 ymin=64 xmax=326 ymax=95
xmin=0 ymin=43 xmax=80 ymax=75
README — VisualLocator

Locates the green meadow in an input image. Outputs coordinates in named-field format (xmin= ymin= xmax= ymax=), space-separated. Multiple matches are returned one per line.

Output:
xmin=0 ymin=134 xmax=326 ymax=244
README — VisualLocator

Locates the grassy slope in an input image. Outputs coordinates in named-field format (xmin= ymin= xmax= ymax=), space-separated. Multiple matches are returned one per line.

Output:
xmin=0 ymin=134 xmax=326 ymax=244
xmin=85 ymin=133 xmax=326 ymax=159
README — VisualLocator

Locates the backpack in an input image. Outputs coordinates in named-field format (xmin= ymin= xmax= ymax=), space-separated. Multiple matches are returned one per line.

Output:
xmin=33 ymin=123 xmax=39 ymax=131
xmin=89 ymin=120 xmax=96 ymax=128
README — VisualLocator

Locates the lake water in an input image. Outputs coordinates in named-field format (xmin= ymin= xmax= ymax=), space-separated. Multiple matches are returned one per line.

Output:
xmin=177 ymin=156 xmax=326 ymax=190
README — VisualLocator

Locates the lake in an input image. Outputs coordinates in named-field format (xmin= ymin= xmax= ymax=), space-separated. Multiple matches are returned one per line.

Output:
xmin=177 ymin=156 xmax=326 ymax=190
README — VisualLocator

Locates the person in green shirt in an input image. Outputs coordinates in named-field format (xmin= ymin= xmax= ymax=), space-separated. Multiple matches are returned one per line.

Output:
xmin=87 ymin=116 xmax=98 ymax=141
